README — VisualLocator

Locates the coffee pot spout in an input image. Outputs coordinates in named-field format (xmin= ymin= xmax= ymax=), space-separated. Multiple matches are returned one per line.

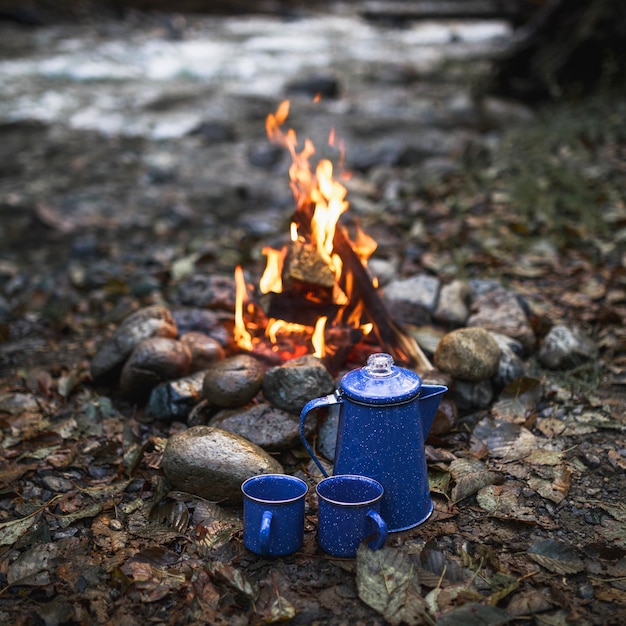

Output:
xmin=418 ymin=385 xmax=448 ymax=440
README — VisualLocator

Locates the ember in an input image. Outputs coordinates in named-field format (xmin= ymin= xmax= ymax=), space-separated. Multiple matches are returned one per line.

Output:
xmin=235 ymin=101 xmax=431 ymax=371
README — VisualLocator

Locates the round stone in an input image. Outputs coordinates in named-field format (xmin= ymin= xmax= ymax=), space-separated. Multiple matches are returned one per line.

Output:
xmin=202 ymin=354 xmax=264 ymax=408
xmin=538 ymin=324 xmax=598 ymax=370
xmin=262 ymin=355 xmax=335 ymax=415
xmin=119 ymin=337 xmax=192 ymax=401
xmin=210 ymin=402 xmax=317 ymax=451
xmin=161 ymin=426 xmax=283 ymax=505
xmin=91 ymin=305 xmax=177 ymax=379
xmin=434 ymin=327 xmax=501 ymax=382
xmin=180 ymin=331 xmax=225 ymax=371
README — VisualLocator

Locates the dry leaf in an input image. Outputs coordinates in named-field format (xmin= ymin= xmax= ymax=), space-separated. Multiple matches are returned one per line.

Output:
xmin=476 ymin=483 xmax=537 ymax=523
xmin=356 ymin=544 xmax=428 ymax=626
xmin=7 ymin=542 xmax=59 ymax=586
xmin=449 ymin=458 xmax=501 ymax=503
xmin=436 ymin=602 xmax=511 ymax=625
xmin=492 ymin=377 xmax=543 ymax=423
xmin=506 ymin=590 xmax=554 ymax=617
xmin=528 ymin=539 xmax=584 ymax=574
xmin=527 ymin=466 xmax=572 ymax=503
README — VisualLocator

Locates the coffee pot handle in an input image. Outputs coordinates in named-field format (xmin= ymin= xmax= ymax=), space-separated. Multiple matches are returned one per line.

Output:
xmin=299 ymin=393 xmax=341 ymax=478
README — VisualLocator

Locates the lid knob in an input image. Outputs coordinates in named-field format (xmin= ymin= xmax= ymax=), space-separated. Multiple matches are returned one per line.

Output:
xmin=365 ymin=353 xmax=394 ymax=377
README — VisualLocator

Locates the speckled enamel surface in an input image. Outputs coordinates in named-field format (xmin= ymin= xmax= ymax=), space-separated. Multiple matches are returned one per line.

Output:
xmin=241 ymin=474 xmax=308 ymax=557
xmin=300 ymin=354 xmax=447 ymax=533
xmin=317 ymin=475 xmax=387 ymax=558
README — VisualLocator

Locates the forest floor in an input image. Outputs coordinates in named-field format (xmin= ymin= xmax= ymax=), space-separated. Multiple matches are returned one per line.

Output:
xmin=0 ymin=4 xmax=626 ymax=625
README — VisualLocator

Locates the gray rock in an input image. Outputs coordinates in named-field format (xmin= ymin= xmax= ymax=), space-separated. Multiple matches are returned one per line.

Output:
xmin=262 ymin=355 xmax=335 ymax=415
xmin=90 ymin=305 xmax=178 ymax=379
xmin=434 ymin=327 xmax=501 ymax=382
xmin=173 ymin=274 xmax=235 ymax=309
xmin=453 ymin=379 xmax=494 ymax=412
xmin=120 ymin=337 xmax=192 ymax=401
xmin=382 ymin=273 xmax=440 ymax=325
xmin=467 ymin=287 xmax=535 ymax=353
xmin=467 ymin=279 xmax=502 ymax=300
xmin=146 ymin=370 xmax=205 ymax=421
xmin=491 ymin=333 xmax=526 ymax=388
xmin=202 ymin=354 xmax=264 ymax=408
xmin=209 ymin=402 xmax=316 ymax=451
xmin=161 ymin=425 xmax=283 ymax=506
xmin=171 ymin=307 xmax=228 ymax=343
xmin=538 ymin=325 xmax=598 ymax=370
xmin=434 ymin=279 xmax=470 ymax=327
xmin=383 ymin=273 xmax=441 ymax=313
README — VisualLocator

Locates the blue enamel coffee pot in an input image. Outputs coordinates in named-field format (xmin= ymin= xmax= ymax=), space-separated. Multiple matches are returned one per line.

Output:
xmin=300 ymin=353 xmax=447 ymax=533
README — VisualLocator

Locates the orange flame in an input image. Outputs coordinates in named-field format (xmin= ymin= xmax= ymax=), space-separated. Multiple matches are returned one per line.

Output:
xmin=234 ymin=100 xmax=377 ymax=359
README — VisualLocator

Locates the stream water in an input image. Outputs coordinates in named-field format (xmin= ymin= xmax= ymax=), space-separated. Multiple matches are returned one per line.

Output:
xmin=0 ymin=8 xmax=510 ymax=139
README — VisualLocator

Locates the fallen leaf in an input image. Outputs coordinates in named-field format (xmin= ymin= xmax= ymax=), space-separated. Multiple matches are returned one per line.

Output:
xmin=527 ymin=466 xmax=571 ymax=503
xmin=436 ymin=602 xmax=511 ymax=625
xmin=505 ymin=590 xmax=554 ymax=617
xmin=476 ymin=483 xmax=537 ymax=523
xmin=528 ymin=539 xmax=584 ymax=575
xmin=256 ymin=572 xmax=297 ymax=623
xmin=7 ymin=542 xmax=59 ymax=586
xmin=449 ymin=458 xmax=501 ymax=503
xmin=596 ymin=502 xmax=626 ymax=547
xmin=472 ymin=417 xmax=538 ymax=461
xmin=491 ymin=377 xmax=543 ymax=423
xmin=207 ymin=561 xmax=258 ymax=603
xmin=356 ymin=544 xmax=428 ymax=626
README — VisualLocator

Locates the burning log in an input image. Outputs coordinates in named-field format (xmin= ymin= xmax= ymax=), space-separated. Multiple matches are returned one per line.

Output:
xmin=262 ymin=239 xmax=339 ymax=326
xmin=333 ymin=224 xmax=433 ymax=372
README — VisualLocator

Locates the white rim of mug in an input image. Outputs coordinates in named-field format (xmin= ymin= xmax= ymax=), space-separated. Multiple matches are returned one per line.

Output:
xmin=316 ymin=474 xmax=384 ymax=507
xmin=241 ymin=474 xmax=309 ymax=504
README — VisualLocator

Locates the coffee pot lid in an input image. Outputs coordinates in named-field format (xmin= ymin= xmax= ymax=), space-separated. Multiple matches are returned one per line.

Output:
xmin=339 ymin=353 xmax=422 ymax=405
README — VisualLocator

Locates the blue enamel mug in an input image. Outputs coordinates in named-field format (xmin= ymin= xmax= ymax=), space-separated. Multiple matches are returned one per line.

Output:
xmin=316 ymin=474 xmax=387 ymax=558
xmin=241 ymin=474 xmax=308 ymax=557
xmin=300 ymin=353 xmax=447 ymax=532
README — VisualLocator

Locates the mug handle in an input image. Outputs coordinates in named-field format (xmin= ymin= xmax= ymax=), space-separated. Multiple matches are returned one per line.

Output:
xmin=366 ymin=510 xmax=388 ymax=551
xmin=299 ymin=393 xmax=342 ymax=478
xmin=259 ymin=510 xmax=273 ymax=555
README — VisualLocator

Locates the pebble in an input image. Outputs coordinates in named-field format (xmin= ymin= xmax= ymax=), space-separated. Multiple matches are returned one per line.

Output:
xmin=453 ymin=379 xmax=494 ymax=412
xmin=538 ymin=324 xmax=598 ymax=370
xmin=40 ymin=475 xmax=74 ymax=493
xmin=146 ymin=370 xmax=205 ymax=421
xmin=467 ymin=287 xmax=535 ymax=353
xmin=434 ymin=327 xmax=501 ymax=382
xmin=382 ymin=273 xmax=441 ymax=325
xmin=180 ymin=331 xmax=225 ymax=370
xmin=209 ymin=402 xmax=316 ymax=451
xmin=262 ymin=355 xmax=335 ymax=415
xmin=90 ymin=305 xmax=178 ymax=380
xmin=433 ymin=279 xmax=470 ymax=327
xmin=202 ymin=354 xmax=264 ymax=408
xmin=171 ymin=307 xmax=228 ymax=342
xmin=491 ymin=332 xmax=527 ymax=388
xmin=172 ymin=274 xmax=236 ymax=309
xmin=119 ymin=337 xmax=192 ymax=401
xmin=161 ymin=426 xmax=284 ymax=505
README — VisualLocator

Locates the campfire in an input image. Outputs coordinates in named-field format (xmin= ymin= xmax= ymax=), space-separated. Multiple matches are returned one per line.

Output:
xmin=234 ymin=100 xmax=431 ymax=372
